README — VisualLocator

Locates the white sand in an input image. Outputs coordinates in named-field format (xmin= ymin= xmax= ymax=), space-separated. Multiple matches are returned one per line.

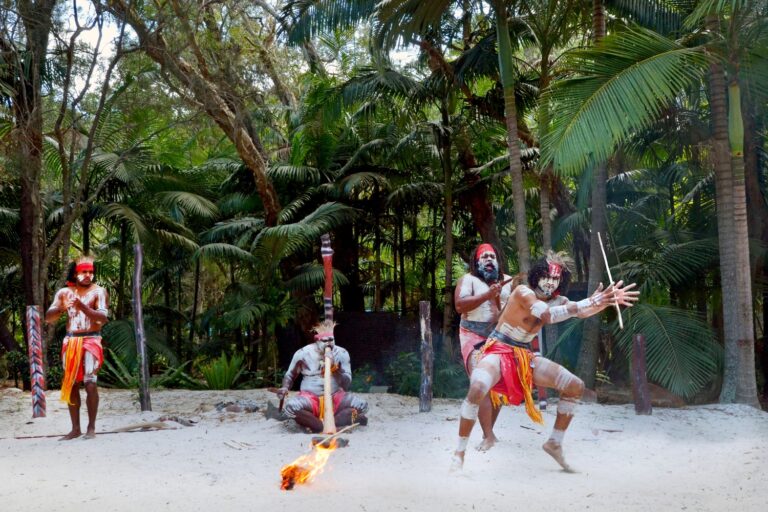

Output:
xmin=1 ymin=386 xmax=766 ymax=512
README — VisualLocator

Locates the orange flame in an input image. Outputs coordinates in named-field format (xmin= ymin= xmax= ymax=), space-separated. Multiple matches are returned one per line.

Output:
xmin=280 ymin=441 xmax=337 ymax=490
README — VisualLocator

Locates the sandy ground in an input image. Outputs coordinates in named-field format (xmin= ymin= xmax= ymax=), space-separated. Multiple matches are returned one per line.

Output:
xmin=1 ymin=386 xmax=766 ymax=512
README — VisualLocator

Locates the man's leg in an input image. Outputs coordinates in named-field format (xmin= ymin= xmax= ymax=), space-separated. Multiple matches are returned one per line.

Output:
xmin=83 ymin=382 xmax=99 ymax=439
xmin=532 ymin=357 xmax=584 ymax=471
xmin=334 ymin=394 xmax=368 ymax=427
xmin=294 ymin=410 xmax=324 ymax=432
xmin=452 ymin=355 xmax=500 ymax=470
xmin=61 ymin=385 xmax=82 ymax=440
xmin=82 ymin=352 xmax=100 ymax=439
xmin=284 ymin=395 xmax=324 ymax=432
xmin=469 ymin=349 xmax=499 ymax=451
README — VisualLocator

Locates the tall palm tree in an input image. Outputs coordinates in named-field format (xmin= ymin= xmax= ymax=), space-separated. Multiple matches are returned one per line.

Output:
xmin=541 ymin=1 xmax=766 ymax=405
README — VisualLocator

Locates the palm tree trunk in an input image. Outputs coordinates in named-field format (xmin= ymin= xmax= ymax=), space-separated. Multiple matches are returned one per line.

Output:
xmin=398 ymin=215 xmax=406 ymax=315
xmin=576 ymin=0 xmax=608 ymax=388
xmin=17 ymin=0 xmax=56 ymax=309
xmin=440 ymin=102 xmax=456 ymax=359
xmin=374 ymin=188 xmax=382 ymax=311
xmin=430 ymin=207 xmax=439 ymax=309
xmin=188 ymin=258 xmax=201 ymax=356
xmin=493 ymin=0 xmax=530 ymax=272
xmin=724 ymin=81 xmax=759 ymax=406
xmin=117 ymin=222 xmax=129 ymax=318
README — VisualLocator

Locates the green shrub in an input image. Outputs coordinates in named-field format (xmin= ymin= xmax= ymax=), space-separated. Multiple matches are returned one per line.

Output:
xmin=199 ymin=353 xmax=246 ymax=390
xmin=47 ymin=365 xmax=63 ymax=389
xmin=100 ymin=349 xmax=199 ymax=389
xmin=385 ymin=351 xmax=468 ymax=399
xmin=350 ymin=363 xmax=383 ymax=393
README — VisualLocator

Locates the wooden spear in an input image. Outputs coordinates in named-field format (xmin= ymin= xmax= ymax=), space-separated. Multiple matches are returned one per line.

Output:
xmin=597 ymin=232 xmax=624 ymax=330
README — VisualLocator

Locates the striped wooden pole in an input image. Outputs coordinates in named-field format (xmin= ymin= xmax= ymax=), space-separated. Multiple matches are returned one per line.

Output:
xmin=26 ymin=305 xmax=47 ymax=418
xmin=320 ymin=234 xmax=334 ymax=322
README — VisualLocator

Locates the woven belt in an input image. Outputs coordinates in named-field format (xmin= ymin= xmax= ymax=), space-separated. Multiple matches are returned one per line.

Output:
xmin=487 ymin=329 xmax=531 ymax=348
xmin=66 ymin=331 xmax=101 ymax=337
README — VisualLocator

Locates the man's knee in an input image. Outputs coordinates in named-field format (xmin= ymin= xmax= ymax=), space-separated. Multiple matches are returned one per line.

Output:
xmin=84 ymin=381 xmax=98 ymax=393
xmin=565 ymin=376 xmax=584 ymax=398
xmin=554 ymin=366 xmax=583 ymax=396
xmin=467 ymin=382 xmax=487 ymax=403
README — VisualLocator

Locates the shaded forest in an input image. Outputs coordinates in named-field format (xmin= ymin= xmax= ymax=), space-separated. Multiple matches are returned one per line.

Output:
xmin=1 ymin=0 xmax=766 ymax=407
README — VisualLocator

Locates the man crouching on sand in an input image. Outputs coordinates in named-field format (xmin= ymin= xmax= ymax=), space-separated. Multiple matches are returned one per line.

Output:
xmin=46 ymin=255 xmax=109 ymax=440
xmin=451 ymin=251 xmax=639 ymax=472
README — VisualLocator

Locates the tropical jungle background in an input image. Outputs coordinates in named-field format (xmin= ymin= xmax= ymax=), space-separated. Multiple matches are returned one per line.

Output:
xmin=1 ymin=0 xmax=766 ymax=408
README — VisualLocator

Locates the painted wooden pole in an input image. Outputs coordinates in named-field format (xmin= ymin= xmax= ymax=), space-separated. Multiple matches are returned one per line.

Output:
xmin=419 ymin=301 xmax=433 ymax=412
xmin=632 ymin=333 xmax=652 ymax=415
xmin=26 ymin=305 xmax=46 ymax=418
xmin=132 ymin=243 xmax=151 ymax=411
xmin=320 ymin=234 xmax=334 ymax=323
xmin=320 ymin=234 xmax=336 ymax=433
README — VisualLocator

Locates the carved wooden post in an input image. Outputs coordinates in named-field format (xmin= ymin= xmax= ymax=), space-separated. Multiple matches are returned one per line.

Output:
xmin=632 ymin=333 xmax=652 ymax=415
xmin=26 ymin=306 xmax=46 ymax=418
xmin=419 ymin=301 xmax=433 ymax=412
xmin=132 ymin=243 xmax=151 ymax=411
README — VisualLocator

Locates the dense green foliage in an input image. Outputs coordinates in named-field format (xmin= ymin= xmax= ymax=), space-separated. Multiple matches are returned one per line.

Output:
xmin=1 ymin=0 xmax=767 ymax=405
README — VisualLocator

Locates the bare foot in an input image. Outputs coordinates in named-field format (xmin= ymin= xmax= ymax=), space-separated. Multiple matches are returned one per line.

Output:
xmin=542 ymin=439 xmax=575 ymax=473
xmin=449 ymin=452 xmax=465 ymax=472
xmin=83 ymin=429 xmax=96 ymax=440
xmin=59 ymin=430 xmax=82 ymax=441
xmin=475 ymin=434 xmax=498 ymax=452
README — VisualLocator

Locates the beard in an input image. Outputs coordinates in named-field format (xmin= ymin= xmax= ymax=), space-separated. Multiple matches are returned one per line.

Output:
xmin=476 ymin=261 xmax=499 ymax=283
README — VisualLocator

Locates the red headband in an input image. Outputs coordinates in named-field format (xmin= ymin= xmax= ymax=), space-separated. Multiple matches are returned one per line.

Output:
xmin=547 ymin=262 xmax=563 ymax=279
xmin=76 ymin=262 xmax=94 ymax=272
xmin=476 ymin=243 xmax=495 ymax=259
xmin=314 ymin=332 xmax=334 ymax=341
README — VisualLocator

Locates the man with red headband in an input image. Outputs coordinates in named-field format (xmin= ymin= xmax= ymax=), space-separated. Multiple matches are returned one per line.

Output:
xmin=277 ymin=320 xmax=368 ymax=432
xmin=454 ymin=242 xmax=514 ymax=451
xmin=451 ymin=251 xmax=639 ymax=472
xmin=45 ymin=256 xmax=109 ymax=440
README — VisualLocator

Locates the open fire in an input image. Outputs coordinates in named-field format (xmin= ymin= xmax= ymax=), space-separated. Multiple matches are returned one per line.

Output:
xmin=280 ymin=440 xmax=338 ymax=490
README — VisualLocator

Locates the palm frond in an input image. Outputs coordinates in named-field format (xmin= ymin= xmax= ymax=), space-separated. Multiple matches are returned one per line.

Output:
xmin=100 ymin=203 xmax=149 ymax=240
xmin=202 ymin=217 xmax=265 ymax=243
xmin=684 ymin=0 xmax=750 ymax=29
xmin=155 ymin=191 xmax=218 ymax=219
xmin=281 ymin=0 xmax=378 ymax=44
xmin=541 ymin=27 xmax=709 ymax=175
xmin=195 ymin=243 xmax=257 ymax=263
xmin=616 ymin=304 xmax=721 ymax=398
xmin=605 ymin=0 xmax=692 ymax=35
xmin=285 ymin=263 xmax=350 ymax=292
xmin=373 ymin=0 xmax=454 ymax=49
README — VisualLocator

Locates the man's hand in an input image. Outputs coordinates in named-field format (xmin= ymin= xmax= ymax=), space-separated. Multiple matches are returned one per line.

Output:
xmin=487 ymin=282 xmax=501 ymax=299
xmin=276 ymin=387 xmax=288 ymax=400
xmin=605 ymin=280 xmax=640 ymax=307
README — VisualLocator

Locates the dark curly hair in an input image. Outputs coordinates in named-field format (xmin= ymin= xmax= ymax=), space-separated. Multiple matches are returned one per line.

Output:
xmin=527 ymin=257 xmax=571 ymax=297
xmin=470 ymin=242 xmax=504 ymax=282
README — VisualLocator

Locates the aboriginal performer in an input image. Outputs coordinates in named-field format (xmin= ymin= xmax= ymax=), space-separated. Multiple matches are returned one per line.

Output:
xmin=277 ymin=320 xmax=368 ymax=433
xmin=45 ymin=255 xmax=109 ymax=440
xmin=454 ymin=242 xmax=515 ymax=451
xmin=452 ymin=251 xmax=639 ymax=471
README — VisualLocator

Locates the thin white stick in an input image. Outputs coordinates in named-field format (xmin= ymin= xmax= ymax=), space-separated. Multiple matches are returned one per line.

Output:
xmin=598 ymin=232 xmax=624 ymax=330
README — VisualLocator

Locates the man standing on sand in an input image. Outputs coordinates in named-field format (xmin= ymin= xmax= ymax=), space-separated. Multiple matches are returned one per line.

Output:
xmin=45 ymin=255 xmax=109 ymax=440
xmin=451 ymin=251 xmax=639 ymax=472
xmin=454 ymin=243 xmax=514 ymax=451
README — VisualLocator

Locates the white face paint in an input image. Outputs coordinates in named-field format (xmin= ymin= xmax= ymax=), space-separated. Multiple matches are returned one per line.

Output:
xmin=315 ymin=336 xmax=335 ymax=352
xmin=76 ymin=270 xmax=94 ymax=286
xmin=537 ymin=276 xmax=560 ymax=298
